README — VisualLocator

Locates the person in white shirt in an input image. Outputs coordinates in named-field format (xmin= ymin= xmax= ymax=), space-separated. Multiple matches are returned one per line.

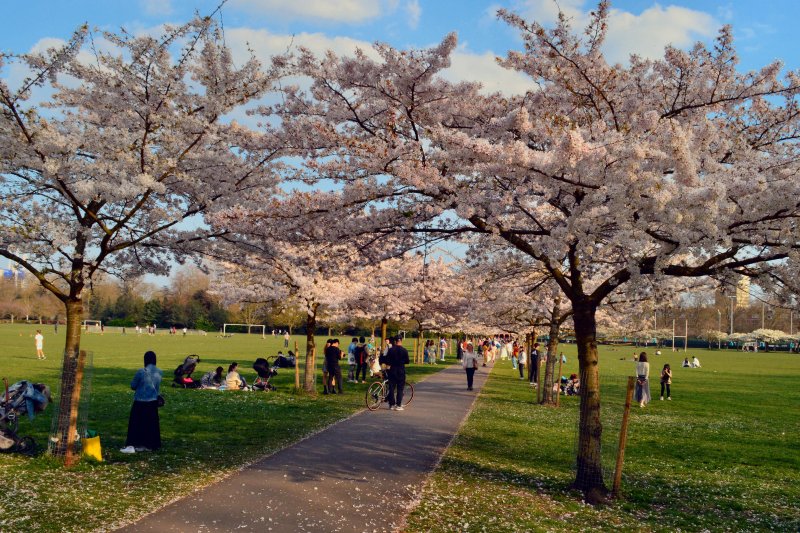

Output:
xmin=439 ymin=338 xmax=448 ymax=361
xmin=635 ymin=352 xmax=651 ymax=408
xmin=691 ymin=356 xmax=701 ymax=368
xmin=35 ymin=330 xmax=45 ymax=360
xmin=462 ymin=343 xmax=479 ymax=391
xmin=517 ymin=348 xmax=527 ymax=379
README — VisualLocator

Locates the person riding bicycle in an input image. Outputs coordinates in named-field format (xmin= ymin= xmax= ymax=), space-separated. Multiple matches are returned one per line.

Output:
xmin=385 ymin=335 xmax=410 ymax=411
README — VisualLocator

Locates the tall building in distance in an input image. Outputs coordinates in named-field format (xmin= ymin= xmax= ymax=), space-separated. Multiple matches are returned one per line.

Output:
xmin=714 ymin=276 xmax=752 ymax=310
xmin=735 ymin=276 xmax=751 ymax=309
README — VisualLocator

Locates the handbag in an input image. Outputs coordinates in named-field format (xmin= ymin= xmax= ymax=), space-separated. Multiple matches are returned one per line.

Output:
xmin=156 ymin=394 xmax=165 ymax=408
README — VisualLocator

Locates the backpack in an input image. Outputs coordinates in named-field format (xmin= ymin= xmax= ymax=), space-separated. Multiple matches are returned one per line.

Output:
xmin=354 ymin=344 xmax=367 ymax=364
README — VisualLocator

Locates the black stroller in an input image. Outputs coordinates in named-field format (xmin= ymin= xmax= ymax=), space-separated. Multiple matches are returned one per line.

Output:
xmin=0 ymin=378 xmax=50 ymax=455
xmin=173 ymin=355 xmax=202 ymax=388
xmin=252 ymin=357 xmax=279 ymax=391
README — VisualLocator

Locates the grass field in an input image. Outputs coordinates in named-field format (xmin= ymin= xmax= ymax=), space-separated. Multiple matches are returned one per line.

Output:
xmin=405 ymin=345 xmax=800 ymax=532
xmin=0 ymin=324 xmax=449 ymax=532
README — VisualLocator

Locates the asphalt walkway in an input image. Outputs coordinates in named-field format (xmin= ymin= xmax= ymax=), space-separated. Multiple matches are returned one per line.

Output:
xmin=118 ymin=361 xmax=492 ymax=533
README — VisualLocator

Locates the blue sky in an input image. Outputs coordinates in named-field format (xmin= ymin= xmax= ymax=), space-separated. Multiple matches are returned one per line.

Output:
xmin=3 ymin=0 xmax=799 ymax=285
xmin=4 ymin=0 xmax=800 ymax=90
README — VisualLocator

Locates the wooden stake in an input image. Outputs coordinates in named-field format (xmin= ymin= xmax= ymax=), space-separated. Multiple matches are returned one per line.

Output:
xmin=555 ymin=351 xmax=564 ymax=407
xmin=612 ymin=376 xmax=636 ymax=497
xmin=294 ymin=340 xmax=300 ymax=390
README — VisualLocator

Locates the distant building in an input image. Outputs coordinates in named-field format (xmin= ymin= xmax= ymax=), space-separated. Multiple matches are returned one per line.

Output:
xmin=714 ymin=276 xmax=751 ymax=309
xmin=735 ymin=277 xmax=751 ymax=309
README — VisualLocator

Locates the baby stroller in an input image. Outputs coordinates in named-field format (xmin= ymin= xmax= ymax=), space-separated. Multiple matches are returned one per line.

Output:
xmin=252 ymin=357 xmax=279 ymax=391
xmin=0 ymin=378 xmax=50 ymax=455
xmin=173 ymin=355 xmax=202 ymax=388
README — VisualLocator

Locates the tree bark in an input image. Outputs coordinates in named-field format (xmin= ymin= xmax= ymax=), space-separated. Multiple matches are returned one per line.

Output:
xmin=303 ymin=304 xmax=319 ymax=393
xmin=380 ymin=316 xmax=388 ymax=351
xmin=52 ymin=298 xmax=84 ymax=460
xmin=571 ymin=299 xmax=608 ymax=502
xmin=541 ymin=298 xmax=562 ymax=405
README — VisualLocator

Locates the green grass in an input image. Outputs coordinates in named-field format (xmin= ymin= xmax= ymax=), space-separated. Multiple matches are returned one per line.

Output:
xmin=405 ymin=345 xmax=800 ymax=532
xmin=0 ymin=324 xmax=450 ymax=532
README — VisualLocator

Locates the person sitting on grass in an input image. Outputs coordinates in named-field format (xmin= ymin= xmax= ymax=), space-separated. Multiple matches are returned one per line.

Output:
xmin=225 ymin=362 xmax=247 ymax=390
xmin=201 ymin=366 xmax=224 ymax=389
xmin=691 ymin=356 xmax=701 ymax=368
xmin=682 ymin=357 xmax=691 ymax=368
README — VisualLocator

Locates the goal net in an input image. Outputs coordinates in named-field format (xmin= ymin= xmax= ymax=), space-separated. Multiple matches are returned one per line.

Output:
xmin=222 ymin=323 xmax=266 ymax=338
xmin=81 ymin=320 xmax=102 ymax=332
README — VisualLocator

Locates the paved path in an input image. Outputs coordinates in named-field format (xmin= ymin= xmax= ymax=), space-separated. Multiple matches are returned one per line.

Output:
xmin=119 ymin=362 xmax=492 ymax=533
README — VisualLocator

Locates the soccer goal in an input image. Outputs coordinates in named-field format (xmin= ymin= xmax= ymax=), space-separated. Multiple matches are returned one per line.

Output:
xmin=222 ymin=323 xmax=266 ymax=338
xmin=82 ymin=319 xmax=102 ymax=332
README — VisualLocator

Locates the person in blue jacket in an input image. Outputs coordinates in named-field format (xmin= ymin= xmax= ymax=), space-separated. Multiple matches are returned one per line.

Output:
xmin=121 ymin=351 xmax=162 ymax=453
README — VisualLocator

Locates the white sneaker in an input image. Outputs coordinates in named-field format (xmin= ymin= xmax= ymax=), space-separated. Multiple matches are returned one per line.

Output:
xmin=389 ymin=405 xmax=397 ymax=410
xmin=120 ymin=446 xmax=136 ymax=454
xmin=395 ymin=406 xmax=405 ymax=411
xmin=660 ymin=396 xmax=664 ymax=401
xmin=667 ymin=397 xmax=672 ymax=400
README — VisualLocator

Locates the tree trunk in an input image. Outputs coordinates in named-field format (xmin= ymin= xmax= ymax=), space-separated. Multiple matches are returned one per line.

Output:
xmin=52 ymin=298 xmax=84 ymax=462
xmin=380 ymin=316 xmax=388 ymax=351
xmin=303 ymin=305 xmax=318 ymax=393
xmin=541 ymin=298 xmax=562 ymax=405
xmin=571 ymin=299 xmax=608 ymax=503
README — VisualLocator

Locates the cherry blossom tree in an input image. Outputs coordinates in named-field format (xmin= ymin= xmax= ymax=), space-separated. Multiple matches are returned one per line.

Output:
xmin=0 ymin=17 xmax=279 ymax=461
xmin=265 ymin=2 xmax=800 ymax=500
xmin=207 ymin=199 xmax=362 ymax=393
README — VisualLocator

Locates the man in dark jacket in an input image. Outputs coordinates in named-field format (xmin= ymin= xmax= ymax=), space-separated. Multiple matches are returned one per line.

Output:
xmin=325 ymin=339 xmax=344 ymax=394
xmin=385 ymin=335 xmax=410 ymax=410
xmin=354 ymin=336 xmax=369 ymax=383
xmin=529 ymin=342 xmax=540 ymax=387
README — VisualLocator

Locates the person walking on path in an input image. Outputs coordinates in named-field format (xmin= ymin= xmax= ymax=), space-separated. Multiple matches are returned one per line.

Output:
xmin=529 ymin=342 xmax=541 ymax=386
xmin=635 ymin=351 xmax=651 ymax=408
xmin=325 ymin=339 xmax=344 ymax=394
xmin=439 ymin=337 xmax=448 ymax=361
xmin=517 ymin=346 xmax=526 ymax=379
xmin=385 ymin=335 xmax=410 ymax=410
xmin=462 ymin=342 xmax=479 ymax=390
xmin=321 ymin=339 xmax=332 ymax=394
xmin=34 ymin=329 xmax=45 ymax=360
xmin=660 ymin=363 xmax=672 ymax=400
xmin=121 ymin=351 xmax=162 ymax=454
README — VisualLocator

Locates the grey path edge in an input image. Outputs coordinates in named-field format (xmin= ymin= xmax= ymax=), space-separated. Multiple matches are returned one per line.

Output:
xmin=116 ymin=362 xmax=493 ymax=533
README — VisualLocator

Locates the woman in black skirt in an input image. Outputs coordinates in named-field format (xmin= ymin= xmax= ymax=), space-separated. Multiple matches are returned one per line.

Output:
xmin=121 ymin=351 xmax=163 ymax=453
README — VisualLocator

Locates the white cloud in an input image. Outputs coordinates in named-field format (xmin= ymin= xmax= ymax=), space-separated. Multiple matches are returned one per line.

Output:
xmin=229 ymin=0 xmax=385 ymax=23
xmin=140 ymin=0 xmax=173 ymax=17
xmin=445 ymin=49 xmax=532 ymax=96
xmin=227 ymin=27 xmax=531 ymax=96
xmin=225 ymin=27 xmax=381 ymax=65
xmin=406 ymin=0 xmax=421 ymax=29
xmin=517 ymin=0 xmax=719 ymax=63
xmin=604 ymin=5 xmax=717 ymax=63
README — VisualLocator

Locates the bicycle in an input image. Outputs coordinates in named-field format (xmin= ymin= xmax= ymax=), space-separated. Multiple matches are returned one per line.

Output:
xmin=365 ymin=374 xmax=414 ymax=411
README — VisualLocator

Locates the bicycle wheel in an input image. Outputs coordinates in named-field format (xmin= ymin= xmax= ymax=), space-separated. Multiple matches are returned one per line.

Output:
xmin=15 ymin=436 xmax=36 ymax=456
xmin=365 ymin=382 xmax=384 ymax=411
xmin=401 ymin=382 xmax=414 ymax=407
